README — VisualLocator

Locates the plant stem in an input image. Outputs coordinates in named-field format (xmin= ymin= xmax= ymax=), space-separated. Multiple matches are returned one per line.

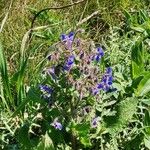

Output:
xmin=71 ymin=130 xmax=77 ymax=150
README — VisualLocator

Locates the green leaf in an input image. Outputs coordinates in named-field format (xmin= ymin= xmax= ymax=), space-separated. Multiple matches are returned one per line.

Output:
xmin=80 ymin=137 xmax=92 ymax=147
xmin=123 ymin=9 xmax=132 ymax=24
xmin=11 ymin=87 xmax=41 ymax=118
xmin=144 ymin=136 xmax=150 ymax=149
xmin=139 ymin=10 xmax=149 ymax=22
xmin=0 ymin=39 xmax=13 ymax=110
xmin=131 ymin=40 xmax=144 ymax=79
xmin=140 ymin=99 xmax=150 ymax=105
xmin=104 ymin=97 xmax=138 ymax=134
xmin=144 ymin=110 xmax=150 ymax=135
xmin=17 ymin=124 xmax=32 ymax=149
xmin=136 ymin=72 xmax=150 ymax=96
xmin=36 ymin=132 xmax=55 ymax=150
xmin=73 ymin=123 xmax=91 ymax=147
xmin=130 ymin=26 xmax=145 ymax=33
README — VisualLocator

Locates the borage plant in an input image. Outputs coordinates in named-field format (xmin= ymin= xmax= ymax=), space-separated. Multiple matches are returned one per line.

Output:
xmin=38 ymin=31 xmax=114 ymax=149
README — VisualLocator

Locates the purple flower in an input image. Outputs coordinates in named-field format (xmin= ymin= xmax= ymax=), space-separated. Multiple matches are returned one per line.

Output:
xmin=93 ymin=47 xmax=104 ymax=62
xmin=51 ymin=120 xmax=62 ymax=130
xmin=60 ymin=32 xmax=74 ymax=50
xmin=68 ymin=32 xmax=74 ymax=41
xmin=95 ymin=55 xmax=101 ymax=62
xmin=45 ymin=67 xmax=56 ymax=79
xmin=97 ymin=47 xmax=104 ymax=57
xmin=39 ymin=85 xmax=53 ymax=94
xmin=91 ymin=117 xmax=99 ymax=128
xmin=106 ymin=67 xmax=112 ymax=75
xmin=98 ymin=67 xmax=113 ymax=91
xmin=76 ymin=39 xmax=81 ymax=47
xmin=61 ymin=34 xmax=67 ymax=41
xmin=91 ymin=87 xmax=99 ymax=95
xmin=97 ymin=83 xmax=103 ymax=89
xmin=64 ymin=55 xmax=75 ymax=71
xmin=83 ymin=106 xmax=91 ymax=115
xmin=67 ymin=55 xmax=74 ymax=65
xmin=79 ymin=52 xmax=84 ymax=59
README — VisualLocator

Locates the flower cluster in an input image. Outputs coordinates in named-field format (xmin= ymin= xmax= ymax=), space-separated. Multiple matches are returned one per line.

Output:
xmin=98 ymin=67 xmax=113 ymax=91
xmin=40 ymin=31 xmax=114 ymax=130
xmin=91 ymin=67 xmax=113 ymax=95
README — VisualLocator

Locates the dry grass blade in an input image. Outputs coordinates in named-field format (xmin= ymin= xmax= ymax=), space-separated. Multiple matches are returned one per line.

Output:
xmin=0 ymin=0 xmax=13 ymax=33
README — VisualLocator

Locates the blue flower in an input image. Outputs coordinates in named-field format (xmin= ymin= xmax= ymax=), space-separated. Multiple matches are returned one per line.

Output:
xmin=64 ymin=55 xmax=75 ymax=71
xmin=67 ymin=55 xmax=74 ymax=65
xmin=39 ymin=85 xmax=53 ymax=94
xmin=98 ymin=67 xmax=113 ymax=91
xmin=51 ymin=120 xmax=62 ymax=130
xmin=106 ymin=67 xmax=112 ymax=75
xmin=68 ymin=32 xmax=74 ymax=41
xmin=61 ymin=34 xmax=67 ymax=41
xmin=97 ymin=83 xmax=103 ymax=89
xmin=60 ymin=32 xmax=74 ymax=50
xmin=95 ymin=55 xmax=101 ymax=62
xmin=93 ymin=47 xmax=104 ymax=62
xmin=97 ymin=47 xmax=104 ymax=57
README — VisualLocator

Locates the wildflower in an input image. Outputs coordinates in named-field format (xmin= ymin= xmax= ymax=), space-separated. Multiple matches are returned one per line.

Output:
xmin=51 ymin=119 xmax=62 ymax=130
xmin=64 ymin=55 xmax=75 ymax=71
xmin=39 ymin=85 xmax=53 ymax=94
xmin=76 ymin=39 xmax=81 ymax=47
xmin=91 ymin=117 xmax=99 ymax=128
xmin=91 ymin=87 xmax=99 ymax=95
xmin=97 ymin=67 xmax=113 ymax=91
xmin=83 ymin=106 xmax=91 ymax=115
xmin=106 ymin=67 xmax=112 ymax=75
xmin=97 ymin=47 xmax=104 ymax=57
xmin=61 ymin=32 xmax=74 ymax=50
xmin=45 ymin=67 xmax=56 ymax=79
xmin=93 ymin=47 xmax=104 ymax=62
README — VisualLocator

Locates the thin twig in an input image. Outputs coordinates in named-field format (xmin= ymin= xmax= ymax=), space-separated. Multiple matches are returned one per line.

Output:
xmin=67 ymin=10 xmax=100 ymax=32
xmin=29 ymin=0 xmax=86 ymax=41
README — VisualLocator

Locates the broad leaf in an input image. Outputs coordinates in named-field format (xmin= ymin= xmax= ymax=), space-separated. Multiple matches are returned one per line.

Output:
xmin=36 ymin=132 xmax=55 ymax=150
xmin=104 ymin=97 xmax=138 ymax=134
xmin=136 ymin=72 xmax=150 ymax=96
xmin=131 ymin=40 xmax=144 ymax=79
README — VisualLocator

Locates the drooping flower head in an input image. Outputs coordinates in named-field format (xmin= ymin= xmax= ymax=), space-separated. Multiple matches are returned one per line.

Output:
xmin=63 ymin=55 xmax=75 ymax=71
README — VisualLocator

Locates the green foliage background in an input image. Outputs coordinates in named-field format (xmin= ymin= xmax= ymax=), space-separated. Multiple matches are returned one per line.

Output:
xmin=0 ymin=0 xmax=150 ymax=150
